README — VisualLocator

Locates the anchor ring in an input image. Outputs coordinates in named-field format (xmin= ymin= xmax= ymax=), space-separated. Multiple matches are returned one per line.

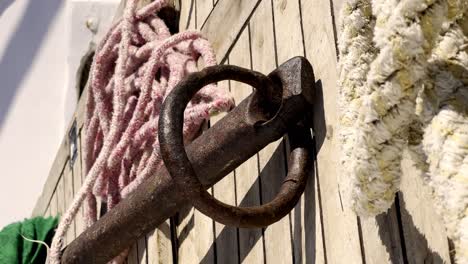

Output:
xmin=159 ymin=64 xmax=313 ymax=228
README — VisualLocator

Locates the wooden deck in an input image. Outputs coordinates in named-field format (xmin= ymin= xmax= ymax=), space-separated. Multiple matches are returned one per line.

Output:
xmin=32 ymin=0 xmax=453 ymax=263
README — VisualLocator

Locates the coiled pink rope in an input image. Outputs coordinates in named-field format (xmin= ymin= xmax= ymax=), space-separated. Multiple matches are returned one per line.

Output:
xmin=49 ymin=0 xmax=234 ymax=262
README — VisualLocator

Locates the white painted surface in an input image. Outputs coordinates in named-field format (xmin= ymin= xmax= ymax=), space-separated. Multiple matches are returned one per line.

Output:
xmin=0 ymin=0 xmax=118 ymax=229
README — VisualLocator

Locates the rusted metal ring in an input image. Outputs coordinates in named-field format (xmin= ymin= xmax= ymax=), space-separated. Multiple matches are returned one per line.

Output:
xmin=159 ymin=64 xmax=313 ymax=228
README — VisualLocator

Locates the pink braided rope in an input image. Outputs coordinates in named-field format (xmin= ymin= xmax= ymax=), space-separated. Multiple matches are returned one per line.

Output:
xmin=49 ymin=0 xmax=234 ymax=262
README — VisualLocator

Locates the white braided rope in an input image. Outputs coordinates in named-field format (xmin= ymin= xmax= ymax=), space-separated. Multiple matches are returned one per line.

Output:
xmin=338 ymin=0 xmax=468 ymax=262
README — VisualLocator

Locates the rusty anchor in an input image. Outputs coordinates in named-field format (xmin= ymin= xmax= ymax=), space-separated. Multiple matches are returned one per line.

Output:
xmin=159 ymin=63 xmax=314 ymax=228
xmin=61 ymin=56 xmax=316 ymax=263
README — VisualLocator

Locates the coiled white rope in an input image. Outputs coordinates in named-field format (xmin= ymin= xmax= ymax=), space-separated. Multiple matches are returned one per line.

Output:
xmin=338 ymin=0 xmax=468 ymax=262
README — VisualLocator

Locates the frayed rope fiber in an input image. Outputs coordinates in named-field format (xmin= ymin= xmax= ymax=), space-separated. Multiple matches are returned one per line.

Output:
xmin=49 ymin=0 xmax=234 ymax=263
xmin=338 ymin=0 xmax=468 ymax=263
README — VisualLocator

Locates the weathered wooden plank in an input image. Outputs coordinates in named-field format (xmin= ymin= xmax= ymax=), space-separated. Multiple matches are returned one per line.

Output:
xmin=32 ymin=92 xmax=85 ymax=220
xmin=176 ymin=206 xmax=194 ymax=263
xmin=43 ymin=187 xmax=55 ymax=217
xmin=211 ymin=77 xmax=240 ymax=264
xmin=272 ymin=0 xmax=305 ymax=61
xmin=73 ymin=132 xmax=86 ymax=237
xmin=50 ymin=192 xmax=58 ymax=218
xmin=63 ymin=160 xmax=75 ymax=245
xmin=359 ymin=205 xmax=405 ymax=264
xmin=45 ymin=206 xmax=51 ymax=217
xmin=75 ymin=89 xmax=87 ymax=132
xmin=177 ymin=200 xmax=216 ymax=263
xmin=227 ymin=27 xmax=265 ymax=264
xmin=284 ymin=134 xmax=326 ymax=264
xmin=44 ymin=192 xmax=55 ymax=218
xmin=212 ymin=175 xmax=239 ymax=264
xmin=249 ymin=0 xmax=276 ymax=74
xmin=147 ymin=221 xmax=174 ymax=264
xmin=196 ymin=0 xmax=212 ymax=29
xmin=32 ymin=58 xmax=87 ymax=218
xmin=64 ymin=168 xmax=76 ymax=243
xmin=56 ymin=169 xmax=66 ymax=247
xmin=249 ymin=1 xmax=294 ymax=263
xmin=137 ymin=237 xmax=148 ymax=264
xmin=399 ymin=151 xmax=451 ymax=264
xmin=32 ymin=96 xmax=83 ymax=219
xmin=331 ymin=0 xmax=345 ymax=43
xmin=179 ymin=0 xmax=196 ymax=31
xmin=56 ymin=174 xmax=66 ymax=215
xmin=258 ymin=140 xmax=294 ymax=264
xmin=127 ymin=243 xmax=139 ymax=264
xmin=271 ymin=1 xmax=327 ymax=263
xmin=201 ymin=0 xmax=261 ymax=64
xmin=31 ymin=135 xmax=69 ymax=217
xmin=297 ymin=0 xmax=364 ymax=263
xmin=234 ymin=157 xmax=264 ymax=264
xmin=32 ymin=95 xmax=87 ymax=219
xmin=286 ymin=127 xmax=326 ymax=264
xmin=311 ymin=165 xmax=326 ymax=264
xmin=176 ymin=11 xmax=216 ymax=264
xmin=147 ymin=229 xmax=158 ymax=264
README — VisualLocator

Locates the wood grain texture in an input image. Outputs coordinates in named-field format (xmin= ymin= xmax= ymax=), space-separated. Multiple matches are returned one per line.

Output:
xmin=196 ymin=0 xmax=212 ymax=28
xmin=137 ymin=237 xmax=148 ymax=264
xmin=399 ymin=151 xmax=451 ymax=264
xmin=56 ymin=169 xmax=66 ymax=247
xmin=63 ymin=161 xmax=76 ymax=244
xmin=311 ymin=166 xmax=326 ymax=264
xmin=359 ymin=205 xmax=405 ymax=264
xmin=250 ymin=1 xmax=293 ymax=263
xmin=211 ymin=78 xmax=240 ymax=264
xmin=286 ymin=139 xmax=326 ymax=264
xmin=177 ymin=202 xmax=216 ymax=264
xmin=212 ymin=174 xmax=239 ymax=264
xmin=45 ymin=206 xmax=51 ymax=217
xmin=50 ymin=193 xmax=58 ymax=218
xmin=147 ymin=221 xmax=174 ymax=264
xmin=298 ymin=0 xmax=365 ymax=262
xmin=200 ymin=0 xmax=261 ymax=64
xmin=228 ymin=28 xmax=266 ymax=264
xmin=31 ymin=135 xmax=69 ymax=217
xmin=127 ymin=243 xmax=139 ymax=264
xmin=331 ymin=0 xmax=345 ymax=43
xmin=179 ymin=0 xmax=196 ymax=31
xmin=33 ymin=72 xmax=87 ymax=217
xmin=73 ymin=132 xmax=86 ymax=237
xmin=176 ymin=8 xmax=216 ymax=263
xmin=75 ymin=88 xmax=87 ymax=132
xmin=32 ymin=87 xmax=86 ymax=218
xmin=270 ymin=1 xmax=328 ymax=263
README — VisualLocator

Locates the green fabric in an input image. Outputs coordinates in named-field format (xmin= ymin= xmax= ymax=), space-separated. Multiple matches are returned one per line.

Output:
xmin=0 ymin=217 xmax=58 ymax=264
